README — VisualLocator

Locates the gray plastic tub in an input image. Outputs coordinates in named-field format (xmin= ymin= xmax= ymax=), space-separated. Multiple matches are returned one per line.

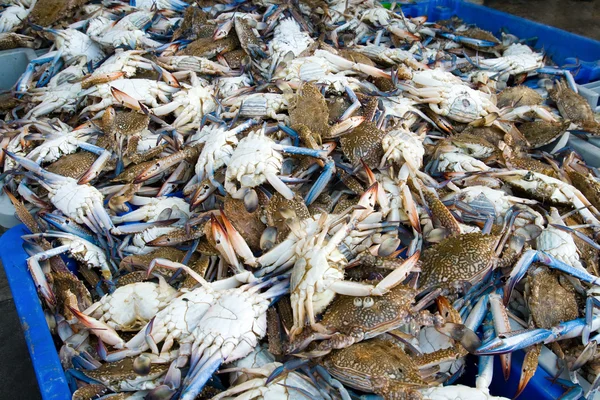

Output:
xmin=0 ymin=47 xmax=36 ymax=91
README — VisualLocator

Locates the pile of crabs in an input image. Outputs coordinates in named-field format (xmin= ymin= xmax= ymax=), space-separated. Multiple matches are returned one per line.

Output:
xmin=2 ymin=0 xmax=600 ymax=398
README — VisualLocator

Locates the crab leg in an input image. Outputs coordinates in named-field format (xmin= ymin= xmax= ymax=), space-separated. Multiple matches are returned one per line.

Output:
xmin=68 ymin=306 xmax=125 ymax=349
xmin=211 ymin=215 xmax=245 ymax=274
xmin=489 ymin=290 xmax=511 ymax=381
xmin=504 ymin=250 xmax=600 ymax=306
xmin=304 ymin=158 xmax=336 ymax=206
xmin=220 ymin=210 xmax=257 ymax=266
xmin=329 ymin=252 xmax=419 ymax=296
xmin=27 ymin=256 xmax=57 ymax=307
xmin=476 ymin=315 xmax=600 ymax=355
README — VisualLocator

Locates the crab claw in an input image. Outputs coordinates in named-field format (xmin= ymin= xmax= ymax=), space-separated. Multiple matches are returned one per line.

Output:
xmin=505 ymin=250 xmax=600 ymax=306
xmin=27 ymin=257 xmax=56 ymax=307
xmin=81 ymin=71 xmax=125 ymax=89
xmin=148 ymin=258 xmax=210 ymax=287
xmin=78 ymin=150 xmax=112 ymax=184
xmin=190 ymin=182 xmax=217 ymax=209
xmin=475 ymin=328 xmax=552 ymax=356
xmin=304 ymin=158 xmax=336 ymax=206
xmin=68 ymin=306 xmax=125 ymax=349
xmin=515 ymin=344 xmax=541 ymax=399
xmin=220 ymin=210 xmax=257 ymax=266
xmin=370 ymin=251 xmax=420 ymax=295
xmin=315 ymin=49 xmax=391 ymax=79
xmin=211 ymin=215 xmax=243 ymax=273
xmin=111 ymin=86 xmax=141 ymax=110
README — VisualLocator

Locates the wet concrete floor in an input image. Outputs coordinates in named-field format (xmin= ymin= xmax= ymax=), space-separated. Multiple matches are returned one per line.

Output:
xmin=0 ymin=1 xmax=598 ymax=399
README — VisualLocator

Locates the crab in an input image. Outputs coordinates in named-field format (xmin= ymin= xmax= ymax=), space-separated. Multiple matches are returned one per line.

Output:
xmin=213 ymin=346 xmax=323 ymax=400
xmin=536 ymin=208 xmax=586 ymax=271
xmin=0 ymin=2 xmax=31 ymax=33
xmin=396 ymin=69 xmax=499 ymax=123
xmin=322 ymin=338 xmax=432 ymax=399
xmin=266 ymin=16 xmax=314 ymax=72
xmin=380 ymin=124 xmax=426 ymax=171
xmin=441 ymin=185 xmax=541 ymax=226
xmin=257 ymin=186 xmax=420 ymax=338
xmin=23 ymin=231 xmax=115 ymax=291
xmin=74 ymin=357 xmax=169 ymax=392
xmin=186 ymin=118 xmax=258 ymax=203
xmin=157 ymin=55 xmax=234 ymax=75
xmin=80 ymin=50 xmax=155 ymax=89
xmin=495 ymin=169 xmax=600 ymax=226
xmin=24 ymin=82 xmax=82 ymax=118
xmin=79 ymin=78 xmax=179 ymax=115
xmin=224 ymin=126 xmax=333 ymax=203
xmin=221 ymin=92 xmax=289 ymax=121
xmin=25 ymin=120 xmax=93 ymax=164
xmin=151 ymin=72 xmax=217 ymax=131
xmin=84 ymin=277 xmax=178 ymax=331
xmin=549 ymin=79 xmax=599 ymax=132
xmin=273 ymin=49 xmax=390 ymax=83
xmin=111 ymin=196 xmax=191 ymax=224
xmin=7 ymin=152 xmax=115 ymax=237
xmin=354 ymin=44 xmax=429 ymax=70
xmin=473 ymin=43 xmax=544 ymax=78
xmin=418 ymin=231 xmax=513 ymax=296
xmin=288 ymin=283 xmax=444 ymax=354
xmin=96 ymin=262 xmax=288 ymax=400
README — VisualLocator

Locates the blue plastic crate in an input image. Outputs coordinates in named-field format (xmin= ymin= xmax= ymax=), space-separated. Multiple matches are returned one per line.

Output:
xmin=0 ymin=225 xmax=70 ymax=400
xmin=393 ymin=0 xmax=600 ymax=83
xmin=3 ymin=3 xmax=600 ymax=398
xmin=0 ymin=226 xmax=575 ymax=399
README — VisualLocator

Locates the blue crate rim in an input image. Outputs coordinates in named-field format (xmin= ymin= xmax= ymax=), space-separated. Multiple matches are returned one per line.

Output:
xmin=0 ymin=225 xmax=70 ymax=400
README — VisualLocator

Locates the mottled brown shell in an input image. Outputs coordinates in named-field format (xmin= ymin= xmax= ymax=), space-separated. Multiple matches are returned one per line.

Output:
xmin=323 ymin=339 xmax=426 ymax=398
xmin=112 ymin=160 xmax=156 ymax=183
xmin=221 ymin=49 xmax=247 ymax=69
xmin=29 ymin=0 xmax=85 ymax=27
xmin=497 ymin=86 xmax=543 ymax=109
xmin=46 ymin=152 xmax=98 ymax=180
xmin=340 ymin=121 xmax=384 ymax=168
xmin=419 ymin=233 xmax=498 ymax=291
xmin=549 ymin=80 xmax=598 ymax=130
xmin=172 ymin=6 xmax=212 ymax=41
xmin=320 ymin=284 xmax=418 ymax=337
xmin=53 ymin=270 xmax=92 ymax=315
xmin=338 ymin=49 xmax=375 ymax=66
xmin=519 ymin=120 xmax=570 ymax=148
xmin=328 ymin=96 xmax=352 ymax=124
xmin=223 ymin=195 xmax=266 ymax=250
xmin=103 ymin=109 xmax=150 ymax=138
xmin=266 ymin=193 xmax=310 ymax=241
xmin=178 ymin=35 xmax=239 ymax=57
xmin=120 ymin=247 xmax=190 ymax=271
xmin=527 ymin=266 xmax=579 ymax=329
xmin=72 ymin=384 xmax=110 ymax=400
xmin=505 ymin=154 xmax=556 ymax=177
xmin=567 ymin=169 xmax=600 ymax=212
xmin=289 ymin=82 xmax=330 ymax=138
xmin=83 ymin=357 xmax=168 ymax=385
xmin=460 ymin=28 xmax=500 ymax=50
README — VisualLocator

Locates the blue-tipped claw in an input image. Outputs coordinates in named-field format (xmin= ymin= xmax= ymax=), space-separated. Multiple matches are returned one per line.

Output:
xmin=304 ymin=158 xmax=335 ymax=206
xmin=504 ymin=250 xmax=600 ymax=306
xmin=475 ymin=328 xmax=553 ymax=355
xmin=278 ymin=124 xmax=300 ymax=147
xmin=437 ymin=31 xmax=497 ymax=47
xmin=266 ymin=358 xmax=310 ymax=384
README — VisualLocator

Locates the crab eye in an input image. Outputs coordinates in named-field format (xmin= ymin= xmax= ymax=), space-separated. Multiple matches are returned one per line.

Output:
xmin=353 ymin=298 xmax=363 ymax=307
xmin=363 ymin=297 xmax=374 ymax=308
xmin=524 ymin=172 xmax=534 ymax=181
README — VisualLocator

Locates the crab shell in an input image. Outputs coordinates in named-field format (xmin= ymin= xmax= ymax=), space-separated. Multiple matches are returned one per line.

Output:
xmin=85 ymin=279 xmax=178 ymax=331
